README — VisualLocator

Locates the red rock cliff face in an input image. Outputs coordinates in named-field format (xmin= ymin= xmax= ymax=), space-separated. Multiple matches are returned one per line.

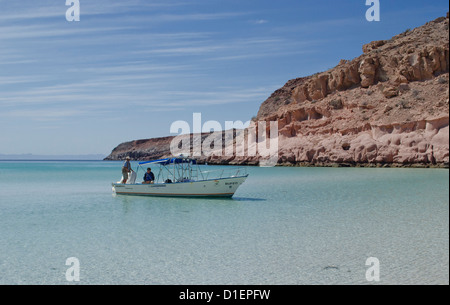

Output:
xmin=106 ymin=14 xmax=449 ymax=167
xmin=253 ymin=14 xmax=449 ymax=167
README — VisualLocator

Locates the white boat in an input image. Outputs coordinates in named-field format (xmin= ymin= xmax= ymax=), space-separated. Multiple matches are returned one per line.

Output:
xmin=112 ymin=157 xmax=248 ymax=198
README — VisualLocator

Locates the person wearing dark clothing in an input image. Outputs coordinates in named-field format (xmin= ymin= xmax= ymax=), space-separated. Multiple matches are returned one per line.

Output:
xmin=143 ymin=168 xmax=155 ymax=184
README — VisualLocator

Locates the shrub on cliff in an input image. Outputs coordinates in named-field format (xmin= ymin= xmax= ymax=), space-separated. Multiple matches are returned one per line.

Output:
xmin=329 ymin=99 xmax=344 ymax=110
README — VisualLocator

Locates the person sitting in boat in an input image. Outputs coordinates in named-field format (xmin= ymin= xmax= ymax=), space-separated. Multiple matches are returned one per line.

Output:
xmin=122 ymin=156 xmax=132 ymax=184
xmin=143 ymin=168 xmax=155 ymax=184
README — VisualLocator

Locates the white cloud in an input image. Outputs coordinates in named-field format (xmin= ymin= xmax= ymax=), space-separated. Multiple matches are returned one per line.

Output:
xmin=252 ymin=19 xmax=268 ymax=24
xmin=0 ymin=24 xmax=136 ymax=40
xmin=0 ymin=76 xmax=46 ymax=85
xmin=148 ymin=11 xmax=249 ymax=22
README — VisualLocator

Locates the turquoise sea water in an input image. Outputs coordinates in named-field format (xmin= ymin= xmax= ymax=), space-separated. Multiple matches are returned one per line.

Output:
xmin=0 ymin=161 xmax=448 ymax=285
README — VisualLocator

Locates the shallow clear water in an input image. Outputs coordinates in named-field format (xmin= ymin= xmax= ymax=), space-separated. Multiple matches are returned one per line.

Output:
xmin=0 ymin=161 xmax=448 ymax=285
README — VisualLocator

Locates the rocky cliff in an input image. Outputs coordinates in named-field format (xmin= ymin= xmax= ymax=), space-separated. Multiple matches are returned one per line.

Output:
xmin=106 ymin=14 xmax=449 ymax=168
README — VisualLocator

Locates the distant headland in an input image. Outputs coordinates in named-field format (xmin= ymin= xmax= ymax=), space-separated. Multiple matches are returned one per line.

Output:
xmin=0 ymin=154 xmax=106 ymax=161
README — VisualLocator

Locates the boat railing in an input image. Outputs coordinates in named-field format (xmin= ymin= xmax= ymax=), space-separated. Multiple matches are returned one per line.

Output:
xmin=200 ymin=167 xmax=247 ymax=180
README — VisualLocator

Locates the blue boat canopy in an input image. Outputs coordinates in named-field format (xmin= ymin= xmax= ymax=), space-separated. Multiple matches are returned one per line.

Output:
xmin=139 ymin=157 xmax=197 ymax=166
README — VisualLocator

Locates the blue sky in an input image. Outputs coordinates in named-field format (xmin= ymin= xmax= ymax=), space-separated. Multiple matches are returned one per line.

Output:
xmin=0 ymin=0 xmax=448 ymax=156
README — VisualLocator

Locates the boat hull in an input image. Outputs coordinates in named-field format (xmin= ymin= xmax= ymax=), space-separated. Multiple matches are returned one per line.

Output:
xmin=112 ymin=175 xmax=248 ymax=198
